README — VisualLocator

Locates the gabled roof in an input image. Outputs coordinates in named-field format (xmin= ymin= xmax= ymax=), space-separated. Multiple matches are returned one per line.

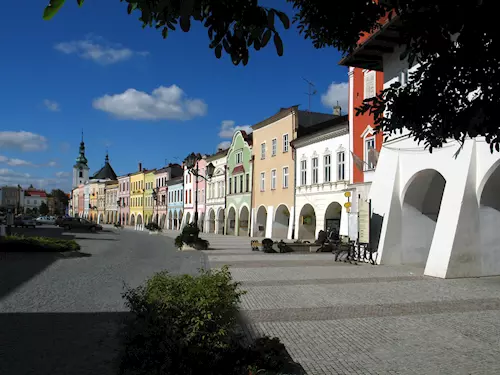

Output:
xmin=92 ymin=162 xmax=117 ymax=181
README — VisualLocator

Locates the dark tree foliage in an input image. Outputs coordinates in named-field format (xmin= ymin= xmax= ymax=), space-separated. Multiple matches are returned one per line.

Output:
xmin=43 ymin=0 xmax=499 ymax=151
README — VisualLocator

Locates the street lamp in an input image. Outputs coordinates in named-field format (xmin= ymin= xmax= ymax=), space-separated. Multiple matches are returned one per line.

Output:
xmin=152 ymin=187 xmax=159 ymax=224
xmin=184 ymin=152 xmax=215 ymax=229
xmin=117 ymin=199 xmax=121 ymax=225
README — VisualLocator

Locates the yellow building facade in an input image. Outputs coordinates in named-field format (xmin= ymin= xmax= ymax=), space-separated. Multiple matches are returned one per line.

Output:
xmin=144 ymin=169 xmax=156 ymax=224
xmin=130 ymin=170 xmax=145 ymax=226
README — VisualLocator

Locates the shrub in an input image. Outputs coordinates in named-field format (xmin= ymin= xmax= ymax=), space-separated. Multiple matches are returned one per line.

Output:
xmin=262 ymin=238 xmax=277 ymax=253
xmin=145 ymin=222 xmax=161 ymax=231
xmin=277 ymin=240 xmax=293 ymax=253
xmin=192 ymin=238 xmax=210 ymax=250
xmin=175 ymin=223 xmax=202 ymax=249
xmin=118 ymin=265 xmax=246 ymax=375
xmin=0 ymin=235 xmax=80 ymax=252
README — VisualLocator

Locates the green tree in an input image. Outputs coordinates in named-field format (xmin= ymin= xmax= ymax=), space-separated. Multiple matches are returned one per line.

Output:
xmin=50 ymin=189 xmax=69 ymax=207
xmin=39 ymin=202 xmax=49 ymax=216
xmin=42 ymin=0 xmax=498 ymax=152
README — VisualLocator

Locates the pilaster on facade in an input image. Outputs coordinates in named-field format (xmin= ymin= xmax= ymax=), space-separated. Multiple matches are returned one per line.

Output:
xmin=205 ymin=148 xmax=228 ymax=234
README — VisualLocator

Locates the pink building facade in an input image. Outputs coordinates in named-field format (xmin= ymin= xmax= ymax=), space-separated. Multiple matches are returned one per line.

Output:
xmin=78 ymin=185 xmax=85 ymax=217
xmin=155 ymin=169 xmax=169 ymax=228
xmin=118 ymin=174 xmax=130 ymax=225
xmin=182 ymin=156 xmax=207 ymax=231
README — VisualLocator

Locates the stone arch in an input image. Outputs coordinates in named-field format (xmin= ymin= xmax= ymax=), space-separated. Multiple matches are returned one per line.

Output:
xmin=239 ymin=205 xmax=250 ymax=236
xmin=168 ymin=211 xmax=173 ymax=229
xmin=98 ymin=213 xmax=104 ymax=224
xmin=160 ymin=213 xmax=166 ymax=228
xmin=255 ymin=205 xmax=267 ymax=237
xmin=401 ymin=169 xmax=446 ymax=266
xmin=208 ymin=209 xmax=216 ymax=233
xmin=325 ymin=202 xmax=342 ymax=235
xmin=173 ymin=210 xmax=178 ymax=230
xmin=130 ymin=214 xmax=135 ymax=226
xmin=137 ymin=214 xmax=143 ymax=225
xmin=226 ymin=206 xmax=237 ymax=235
xmin=217 ymin=208 xmax=225 ymax=234
xmin=272 ymin=204 xmax=289 ymax=239
xmin=479 ymin=160 xmax=500 ymax=276
xmin=126 ymin=213 xmax=129 ymax=225
xmin=185 ymin=212 xmax=191 ymax=227
xmin=298 ymin=204 xmax=316 ymax=240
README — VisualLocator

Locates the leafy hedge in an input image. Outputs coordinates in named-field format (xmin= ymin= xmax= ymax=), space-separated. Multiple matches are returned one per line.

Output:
xmin=145 ymin=222 xmax=161 ymax=231
xmin=175 ymin=223 xmax=209 ymax=250
xmin=118 ymin=266 xmax=304 ymax=375
xmin=0 ymin=235 xmax=80 ymax=252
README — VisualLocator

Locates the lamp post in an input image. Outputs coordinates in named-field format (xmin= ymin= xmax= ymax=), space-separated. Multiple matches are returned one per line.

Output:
xmin=184 ymin=152 xmax=215 ymax=230
xmin=117 ymin=199 xmax=121 ymax=225
xmin=152 ymin=187 xmax=159 ymax=224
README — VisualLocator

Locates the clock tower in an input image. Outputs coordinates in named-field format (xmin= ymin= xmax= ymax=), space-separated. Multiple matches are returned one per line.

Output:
xmin=73 ymin=132 xmax=90 ymax=189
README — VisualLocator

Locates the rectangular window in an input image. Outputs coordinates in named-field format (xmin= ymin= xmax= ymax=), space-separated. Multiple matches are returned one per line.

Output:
xmin=312 ymin=157 xmax=319 ymax=184
xmin=228 ymin=178 xmax=232 ymax=194
xmin=240 ymin=175 xmax=244 ymax=193
xmin=271 ymin=138 xmax=277 ymax=156
xmin=282 ymin=167 xmax=289 ymax=188
xmin=260 ymin=142 xmax=266 ymax=159
xmin=337 ymin=151 xmax=345 ymax=180
xmin=283 ymin=133 xmax=289 ymax=153
xmin=365 ymin=137 xmax=376 ymax=170
xmin=260 ymin=172 xmax=265 ymax=192
xmin=364 ymin=70 xmax=376 ymax=99
xmin=236 ymin=151 xmax=243 ymax=164
xmin=271 ymin=169 xmax=276 ymax=190
xmin=233 ymin=177 xmax=237 ymax=194
xmin=300 ymin=160 xmax=307 ymax=185
xmin=324 ymin=154 xmax=331 ymax=182
xmin=245 ymin=173 xmax=250 ymax=192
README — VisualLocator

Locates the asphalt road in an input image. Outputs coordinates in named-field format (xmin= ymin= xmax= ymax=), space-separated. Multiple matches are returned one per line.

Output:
xmin=0 ymin=228 xmax=206 ymax=375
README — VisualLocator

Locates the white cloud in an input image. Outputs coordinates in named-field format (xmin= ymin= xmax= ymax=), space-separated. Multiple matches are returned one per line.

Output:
xmin=55 ymin=171 xmax=70 ymax=178
xmin=48 ymin=161 xmax=57 ymax=167
xmin=321 ymin=82 xmax=349 ymax=114
xmin=0 ymin=155 xmax=33 ymax=167
xmin=54 ymin=36 xmax=149 ymax=65
xmin=218 ymin=120 xmax=252 ymax=138
xmin=0 ymin=169 xmax=70 ymax=192
xmin=0 ymin=131 xmax=48 ymax=152
xmin=217 ymin=141 xmax=231 ymax=150
xmin=93 ymin=85 xmax=208 ymax=121
xmin=43 ymin=99 xmax=60 ymax=112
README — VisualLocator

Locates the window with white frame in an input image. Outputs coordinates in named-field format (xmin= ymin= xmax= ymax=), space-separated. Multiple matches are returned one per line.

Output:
xmin=271 ymin=138 xmax=277 ymax=156
xmin=337 ymin=151 xmax=345 ymax=180
xmin=271 ymin=169 xmax=276 ymax=190
xmin=282 ymin=133 xmax=289 ymax=153
xmin=300 ymin=160 xmax=307 ymax=185
xmin=364 ymin=70 xmax=376 ymax=99
xmin=282 ymin=167 xmax=289 ymax=188
xmin=312 ymin=157 xmax=319 ymax=184
xmin=260 ymin=143 xmax=266 ymax=159
xmin=235 ymin=151 xmax=243 ymax=164
xmin=365 ymin=137 xmax=376 ymax=170
xmin=260 ymin=172 xmax=265 ymax=191
xmin=324 ymin=154 xmax=331 ymax=182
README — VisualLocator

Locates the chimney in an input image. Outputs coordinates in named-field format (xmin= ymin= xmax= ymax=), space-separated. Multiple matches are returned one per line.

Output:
xmin=138 ymin=162 xmax=142 ymax=172
xmin=333 ymin=101 xmax=342 ymax=116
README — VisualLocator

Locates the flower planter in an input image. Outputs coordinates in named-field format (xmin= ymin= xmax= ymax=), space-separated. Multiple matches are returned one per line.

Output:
xmin=148 ymin=230 xmax=161 ymax=235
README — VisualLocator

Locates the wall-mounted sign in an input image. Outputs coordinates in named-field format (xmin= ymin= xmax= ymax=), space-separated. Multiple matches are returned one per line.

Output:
xmin=358 ymin=199 xmax=370 ymax=244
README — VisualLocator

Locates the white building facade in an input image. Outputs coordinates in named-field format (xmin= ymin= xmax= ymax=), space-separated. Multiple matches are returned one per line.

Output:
xmin=343 ymin=23 xmax=500 ymax=278
xmin=292 ymin=122 xmax=351 ymax=240
xmin=83 ymin=184 xmax=90 ymax=219
xmin=204 ymin=149 xmax=227 ymax=234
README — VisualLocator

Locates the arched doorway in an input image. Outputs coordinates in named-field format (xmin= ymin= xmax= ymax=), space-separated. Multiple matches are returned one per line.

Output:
xmin=173 ymin=211 xmax=178 ymax=230
xmin=137 ymin=214 xmax=143 ymax=226
xmin=160 ymin=214 xmax=166 ymax=228
xmin=239 ymin=206 xmax=250 ymax=236
xmin=98 ymin=213 xmax=104 ymax=224
xmin=217 ymin=209 xmax=224 ymax=234
xmin=178 ymin=210 xmax=183 ymax=229
xmin=255 ymin=206 xmax=267 ymax=237
xmin=126 ymin=213 xmax=129 ymax=225
xmin=130 ymin=214 xmax=135 ymax=226
xmin=272 ymin=204 xmax=289 ymax=239
xmin=325 ymin=202 xmax=342 ymax=235
xmin=479 ymin=162 xmax=500 ymax=276
xmin=298 ymin=204 xmax=316 ymax=240
xmin=208 ymin=209 xmax=216 ymax=233
xmin=402 ymin=169 xmax=446 ymax=266
xmin=199 ymin=213 xmax=205 ymax=232
xmin=226 ymin=207 xmax=236 ymax=235
xmin=185 ymin=212 xmax=191 ymax=227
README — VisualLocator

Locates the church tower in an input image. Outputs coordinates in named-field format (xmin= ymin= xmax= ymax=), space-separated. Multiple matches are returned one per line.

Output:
xmin=73 ymin=132 xmax=90 ymax=188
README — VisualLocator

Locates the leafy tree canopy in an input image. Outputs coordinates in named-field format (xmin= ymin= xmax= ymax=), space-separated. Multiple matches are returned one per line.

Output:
xmin=43 ymin=0 xmax=498 ymax=151
xmin=50 ymin=189 xmax=69 ymax=206
xmin=39 ymin=202 xmax=49 ymax=216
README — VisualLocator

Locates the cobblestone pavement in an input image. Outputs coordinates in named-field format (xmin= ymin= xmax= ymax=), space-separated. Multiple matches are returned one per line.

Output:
xmin=0 ymin=228 xmax=204 ymax=375
xmin=200 ymin=235 xmax=500 ymax=375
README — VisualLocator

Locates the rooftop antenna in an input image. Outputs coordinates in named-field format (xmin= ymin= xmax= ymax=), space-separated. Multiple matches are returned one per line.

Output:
xmin=302 ymin=77 xmax=317 ymax=112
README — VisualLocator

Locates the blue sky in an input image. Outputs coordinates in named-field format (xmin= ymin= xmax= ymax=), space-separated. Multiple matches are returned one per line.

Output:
xmin=0 ymin=1 xmax=348 ymax=192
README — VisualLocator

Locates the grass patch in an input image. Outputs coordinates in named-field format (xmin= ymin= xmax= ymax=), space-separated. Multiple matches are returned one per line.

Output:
xmin=0 ymin=235 xmax=80 ymax=252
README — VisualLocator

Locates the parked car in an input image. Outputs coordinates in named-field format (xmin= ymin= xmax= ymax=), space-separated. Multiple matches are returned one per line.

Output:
xmin=14 ymin=215 xmax=37 ymax=228
xmin=36 ymin=216 xmax=56 ymax=225
xmin=55 ymin=216 xmax=70 ymax=227
xmin=61 ymin=217 xmax=103 ymax=232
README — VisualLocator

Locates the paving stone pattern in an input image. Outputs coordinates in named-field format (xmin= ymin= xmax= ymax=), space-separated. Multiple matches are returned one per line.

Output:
xmin=197 ymin=233 xmax=500 ymax=375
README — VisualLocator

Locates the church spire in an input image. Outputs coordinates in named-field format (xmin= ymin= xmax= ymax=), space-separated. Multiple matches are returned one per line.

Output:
xmin=105 ymin=151 xmax=109 ymax=164
xmin=75 ymin=131 xmax=88 ymax=167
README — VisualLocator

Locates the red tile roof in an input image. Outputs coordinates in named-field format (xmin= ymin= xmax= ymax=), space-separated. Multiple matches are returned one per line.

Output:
xmin=232 ymin=165 xmax=245 ymax=175
xmin=25 ymin=190 xmax=47 ymax=197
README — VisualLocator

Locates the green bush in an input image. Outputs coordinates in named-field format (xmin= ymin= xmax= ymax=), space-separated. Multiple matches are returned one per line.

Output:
xmin=0 ymin=235 xmax=80 ymax=252
xmin=175 ymin=223 xmax=202 ymax=249
xmin=262 ymin=238 xmax=277 ymax=253
xmin=192 ymin=238 xmax=210 ymax=250
xmin=118 ymin=265 xmax=246 ymax=375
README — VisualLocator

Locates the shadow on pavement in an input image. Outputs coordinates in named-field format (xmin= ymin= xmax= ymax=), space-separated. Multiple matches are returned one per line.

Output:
xmin=73 ymin=237 xmax=118 ymax=241
xmin=0 ymin=311 xmax=131 ymax=375
xmin=0 ymin=251 xmax=91 ymax=301
xmin=12 ymin=226 xmax=76 ymax=240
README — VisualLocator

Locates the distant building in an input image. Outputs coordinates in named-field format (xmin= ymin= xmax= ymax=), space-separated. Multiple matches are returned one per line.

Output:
xmin=0 ymin=185 xmax=24 ymax=213
xmin=24 ymin=187 xmax=48 ymax=214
